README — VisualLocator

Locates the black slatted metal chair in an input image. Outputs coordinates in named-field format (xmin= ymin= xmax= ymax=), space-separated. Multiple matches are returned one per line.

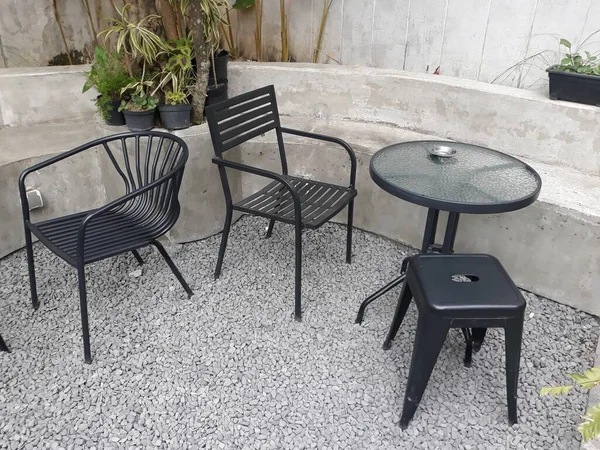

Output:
xmin=205 ymin=85 xmax=357 ymax=320
xmin=19 ymin=131 xmax=193 ymax=363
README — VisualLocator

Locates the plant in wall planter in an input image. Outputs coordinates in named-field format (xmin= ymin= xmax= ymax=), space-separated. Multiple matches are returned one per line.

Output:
xmin=155 ymin=37 xmax=195 ymax=130
xmin=159 ymin=92 xmax=192 ymax=130
xmin=83 ymin=46 xmax=133 ymax=125
xmin=547 ymin=38 xmax=600 ymax=106
xmin=119 ymin=90 xmax=159 ymax=131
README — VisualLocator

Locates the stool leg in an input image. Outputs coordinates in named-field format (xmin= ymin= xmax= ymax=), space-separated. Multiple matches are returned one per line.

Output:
xmin=461 ymin=328 xmax=473 ymax=367
xmin=505 ymin=318 xmax=523 ymax=425
xmin=472 ymin=328 xmax=487 ymax=352
xmin=383 ymin=282 xmax=412 ymax=350
xmin=400 ymin=315 xmax=449 ymax=429
xmin=0 ymin=333 xmax=9 ymax=352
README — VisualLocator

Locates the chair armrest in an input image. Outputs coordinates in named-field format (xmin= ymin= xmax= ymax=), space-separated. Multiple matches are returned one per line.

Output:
xmin=76 ymin=169 xmax=180 ymax=260
xmin=280 ymin=127 xmax=357 ymax=187
xmin=18 ymin=136 xmax=117 ymax=221
xmin=212 ymin=157 xmax=302 ymax=223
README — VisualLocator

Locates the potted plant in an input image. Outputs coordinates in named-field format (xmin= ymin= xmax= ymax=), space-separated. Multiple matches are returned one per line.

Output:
xmin=159 ymin=91 xmax=192 ymax=130
xmin=547 ymin=38 xmax=600 ymax=106
xmin=156 ymin=37 xmax=195 ymax=130
xmin=82 ymin=46 xmax=133 ymax=125
xmin=118 ymin=80 xmax=159 ymax=131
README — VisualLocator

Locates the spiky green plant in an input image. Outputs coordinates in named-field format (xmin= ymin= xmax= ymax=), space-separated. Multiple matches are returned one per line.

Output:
xmin=541 ymin=367 xmax=600 ymax=442
xmin=100 ymin=3 xmax=166 ymax=67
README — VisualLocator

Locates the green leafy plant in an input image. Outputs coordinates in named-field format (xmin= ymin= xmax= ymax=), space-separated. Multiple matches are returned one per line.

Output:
xmin=100 ymin=3 xmax=167 ymax=74
xmin=493 ymin=30 xmax=600 ymax=88
xmin=83 ymin=46 xmax=134 ymax=121
xmin=555 ymin=38 xmax=600 ymax=75
xmin=165 ymin=91 xmax=188 ymax=105
xmin=155 ymin=37 xmax=195 ymax=103
xmin=119 ymin=91 xmax=159 ymax=112
xmin=541 ymin=367 xmax=600 ymax=442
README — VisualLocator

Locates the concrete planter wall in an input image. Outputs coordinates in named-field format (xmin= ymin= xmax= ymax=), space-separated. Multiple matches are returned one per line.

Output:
xmin=0 ymin=63 xmax=599 ymax=317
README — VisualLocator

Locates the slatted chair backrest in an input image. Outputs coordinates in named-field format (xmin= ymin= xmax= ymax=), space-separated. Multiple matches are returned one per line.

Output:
xmin=98 ymin=131 xmax=188 ymax=235
xmin=205 ymin=85 xmax=288 ymax=173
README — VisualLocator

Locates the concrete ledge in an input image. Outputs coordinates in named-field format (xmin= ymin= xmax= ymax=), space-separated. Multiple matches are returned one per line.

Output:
xmin=229 ymin=62 xmax=600 ymax=177
xmin=0 ymin=65 xmax=96 ymax=127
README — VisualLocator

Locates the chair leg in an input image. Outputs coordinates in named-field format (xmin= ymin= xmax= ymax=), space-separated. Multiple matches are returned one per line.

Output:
xmin=294 ymin=222 xmax=302 ymax=321
xmin=383 ymin=281 xmax=412 ymax=350
xmin=152 ymin=241 xmax=194 ymax=298
xmin=472 ymin=328 xmax=487 ymax=352
xmin=24 ymin=227 xmax=39 ymax=310
xmin=131 ymin=250 xmax=145 ymax=265
xmin=505 ymin=318 xmax=524 ymax=425
xmin=215 ymin=208 xmax=233 ymax=279
xmin=0 ymin=334 xmax=10 ymax=353
xmin=265 ymin=219 xmax=276 ymax=238
xmin=346 ymin=200 xmax=354 ymax=264
xmin=400 ymin=315 xmax=449 ymax=429
xmin=77 ymin=264 xmax=92 ymax=364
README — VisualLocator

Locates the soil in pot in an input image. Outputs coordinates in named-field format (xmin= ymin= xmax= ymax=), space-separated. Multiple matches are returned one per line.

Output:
xmin=158 ymin=104 xmax=192 ymax=130
xmin=205 ymin=78 xmax=229 ymax=108
xmin=209 ymin=50 xmax=229 ymax=83
xmin=123 ymin=109 xmax=156 ymax=131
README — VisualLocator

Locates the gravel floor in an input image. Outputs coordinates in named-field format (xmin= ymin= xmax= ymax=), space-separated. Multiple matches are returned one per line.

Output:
xmin=0 ymin=215 xmax=598 ymax=450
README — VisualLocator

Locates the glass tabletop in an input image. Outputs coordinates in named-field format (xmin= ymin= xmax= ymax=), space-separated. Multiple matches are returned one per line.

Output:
xmin=370 ymin=141 xmax=542 ymax=214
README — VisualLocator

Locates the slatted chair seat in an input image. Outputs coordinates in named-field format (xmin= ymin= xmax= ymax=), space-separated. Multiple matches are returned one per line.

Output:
xmin=29 ymin=207 xmax=172 ymax=265
xmin=235 ymin=176 xmax=357 ymax=228
xmin=19 ymin=131 xmax=193 ymax=363
xmin=206 ymin=85 xmax=358 ymax=320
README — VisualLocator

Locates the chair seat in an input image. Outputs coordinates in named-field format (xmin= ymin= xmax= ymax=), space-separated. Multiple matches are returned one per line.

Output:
xmin=234 ymin=176 xmax=357 ymax=229
xmin=28 ymin=209 xmax=166 ymax=266
xmin=409 ymin=254 xmax=526 ymax=318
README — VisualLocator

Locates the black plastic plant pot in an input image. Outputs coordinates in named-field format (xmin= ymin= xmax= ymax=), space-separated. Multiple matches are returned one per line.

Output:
xmin=547 ymin=65 xmax=600 ymax=106
xmin=106 ymin=99 xmax=126 ymax=126
xmin=206 ymin=79 xmax=229 ymax=108
xmin=158 ymin=104 xmax=192 ymax=130
xmin=122 ymin=109 xmax=156 ymax=131
xmin=97 ymin=95 xmax=126 ymax=126
xmin=209 ymin=50 xmax=229 ymax=83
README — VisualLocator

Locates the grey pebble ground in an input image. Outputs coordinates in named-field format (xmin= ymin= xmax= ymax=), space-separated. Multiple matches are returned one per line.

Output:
xmin=0 ymin=215 xmax=598 ymax=450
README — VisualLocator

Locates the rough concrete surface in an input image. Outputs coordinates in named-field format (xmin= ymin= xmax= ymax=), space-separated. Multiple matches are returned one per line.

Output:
xmin=1 ymin=216 xmax=598 ymax=449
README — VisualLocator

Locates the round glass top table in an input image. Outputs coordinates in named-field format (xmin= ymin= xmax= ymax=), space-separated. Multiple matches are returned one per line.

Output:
xmin=355 ymin=140 xmax=542 ymax=324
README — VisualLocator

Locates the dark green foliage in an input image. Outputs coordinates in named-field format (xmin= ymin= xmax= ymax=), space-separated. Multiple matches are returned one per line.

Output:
xmin=83 ymin=46 xmax=134 ymax=121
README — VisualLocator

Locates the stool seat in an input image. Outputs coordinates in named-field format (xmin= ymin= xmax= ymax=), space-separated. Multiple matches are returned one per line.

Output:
xmin=383 ymin=253 xmax=526 ymax=429
xmin=411 ymin=254 xmax=525 ymax=318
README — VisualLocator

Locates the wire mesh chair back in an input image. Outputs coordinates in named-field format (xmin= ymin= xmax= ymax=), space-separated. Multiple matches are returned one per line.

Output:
xmin=98 ymin=131 xmax=188 ymax=239
xmin=205 ymin=85 xmax=288 ymax=169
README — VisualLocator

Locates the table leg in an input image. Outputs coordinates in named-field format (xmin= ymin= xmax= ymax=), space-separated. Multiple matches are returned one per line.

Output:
xmin=355 ymin=208 xmax=440 ymax=324
xmin=355 ymin=272 xmax=406 ymax=324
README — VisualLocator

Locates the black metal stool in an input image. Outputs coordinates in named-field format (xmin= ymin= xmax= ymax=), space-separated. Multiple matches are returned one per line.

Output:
xmin=383 ymin=253 xmax=525 ymax=429
xmin=0 ymin=333 xmax=9 ymax=352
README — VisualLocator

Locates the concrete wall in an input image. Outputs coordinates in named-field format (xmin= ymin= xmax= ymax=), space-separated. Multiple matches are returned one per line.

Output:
xmin=233 ymin=0 xmax=600 ymax=89
xmin=229 ymin=62 xmax=600 ymax=177
xmin=1 ymin=0 xmax=598 ymax=91
xmin=0 ymin=65 xmax=96 ymax=127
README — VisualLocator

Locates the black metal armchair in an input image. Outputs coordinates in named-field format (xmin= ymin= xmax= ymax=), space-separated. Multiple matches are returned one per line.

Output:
xmin=205 ymin=85 xmax=357 ymax=320
xmin=19 ymin=131 xmax=193 ymax=363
